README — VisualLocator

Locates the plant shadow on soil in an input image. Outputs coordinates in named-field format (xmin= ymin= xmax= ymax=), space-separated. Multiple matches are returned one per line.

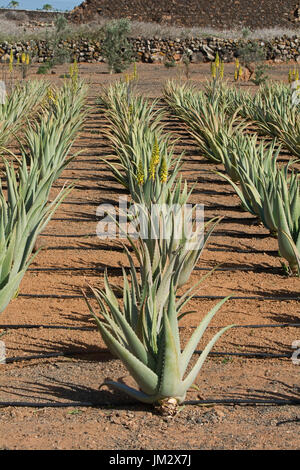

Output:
xmin=0 ymin=377 xmax=136 ymax=407
xmin=224 ymin=379 xmax=300 ymax=404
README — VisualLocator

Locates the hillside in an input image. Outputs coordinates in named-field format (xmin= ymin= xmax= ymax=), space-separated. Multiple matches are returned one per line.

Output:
xmin=69 ymin=0 xmax=300 ymax=29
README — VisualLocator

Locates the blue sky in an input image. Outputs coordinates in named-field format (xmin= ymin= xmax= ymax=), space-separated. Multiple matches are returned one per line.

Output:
xmin=3 ymin=0 xmax=81 ymax=11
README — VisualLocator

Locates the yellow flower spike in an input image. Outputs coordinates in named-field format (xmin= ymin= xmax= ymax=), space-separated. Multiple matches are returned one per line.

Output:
xmin=235 ymin=58 xmax=239 ymax=69
xmin=149 ymin=137 xmax=160 ymax=181
xmin=149 ymin=160 xmax=156 ymax=180
xmin=160 ymin=156 xmax=168 ymax=183
xmin=69 ymin=59 xmax=78 ymax=90
xmin=234 ymin=68 xmax=238 ymax=81
xmin=16 ymin=56 xmax=20 ymax=66
xmin=152 ymin=137 xmax=160 ymax=166
xmin=73 ymin=59 xmax=78 ymax=77
xmin=9 ymin=49 xmax=13 ymax=73
xmin=21 ymin=52 xmax=26 ymax=64
xmin=26 ymin=54 xmax=30 ymax=66
xmin=220 ymin=61 xmax=224 ymax=80
xmin=238 ymin=66 xmax=243 ymax=80
xmin=296 ymin=69 xmax=299 ymax=82
xmin=215 ymin=52 xmax=220 ymax=68
xmin=136 ymin=160 xmax=144 ymax=186
xmin=128 ymin=103 xmax=133 ymax=119
xmin=47 ymin=87 xmax=58 ymax=106
xmin=133 ymin=62 xmax=137 ymax=80
xmin=47 ymin=87 xmax=53 ymax=101
xmin=288 ymin=69 xmax=292 ymax=84
xmin=211 ymin=62 xmax=216 ymax=79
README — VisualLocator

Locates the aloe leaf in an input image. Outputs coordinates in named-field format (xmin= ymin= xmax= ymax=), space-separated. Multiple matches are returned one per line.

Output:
xmin=280 ymin=230 xmax=300 ymax=275
xmin=176 ymin=264 xmax=221 ymax=316
xmin=103 ymin=270 xmax=119 ymax=311
xmin=97 ymin=320 xmax=158 ymax=395
xmin=100 ymin=287 xmax=156 ymax=368
xmin=180 ymin=296 xmax=230 ymax=377
xmin=166 ymin=284 xmax=180 ymax=357
xmin=157 ymin=311 xmax=181 ymax=398
xmin=180 ymin=324 xmax=235 ymax=395
xmin=101 ymin=380 xmax=159 ymax=404
xmin=214 ymin=170 xmax=252 ymax=213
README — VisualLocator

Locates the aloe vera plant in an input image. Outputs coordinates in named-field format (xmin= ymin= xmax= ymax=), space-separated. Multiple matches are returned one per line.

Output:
xmin=86 ymin=270 xmax=233 ymax=408
xmin=0 ymin=157 xmax=71 ymax=312
xmin=22 ymin=83 xmax=87 ymax=184
xmin=123 ymin=201 xmax=220 ymax=291
xmin=216 ymin=136 xmax=283 ymax=232
xmin=277 ymin=230 xmax=300 ymax=275
xmin=105 ymin=129 xmax=183 ymax=204
xmin=164 ymin=80 xmax=206 ymax=118
xmin=88 ymin=79 xmax=235 ymax=411
xmin=0 ymin=80 xmax=49 ymax=147
xmin=187 ymin=105 xmax=246 ymax=164
xmin=221 ymin=132 xmax=251 ymax=182
xmin=241 ymin=81 xmax=300 ymax=157
xmin=100 ymin=79 xmax=220 ymax=293
xmin=99 ymin=81 xmax=185 ymax=205
xmin=164 ymin=80 xmax=247 ymax=164
xmin=273 ymin=176 xmax=300 ymax=274
xmin=0 ymin=78 xmax=87 ymax=312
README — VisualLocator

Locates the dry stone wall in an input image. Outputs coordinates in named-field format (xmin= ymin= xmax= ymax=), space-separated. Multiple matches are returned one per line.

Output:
xmin=1 ymin=36 xmax=300 ymax=64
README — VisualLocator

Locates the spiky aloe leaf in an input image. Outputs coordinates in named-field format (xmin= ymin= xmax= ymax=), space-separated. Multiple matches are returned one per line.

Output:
xmin=94 ymin=283 xmax=156 ymax=369
xmin=159 ymin=309 xmax=186 ymax=400
xmin=215 ymin=171 xmax=254 ymax=214
xmin=0 ymin=270 xmax=27 ymax=313
xmin=166 ymin=284 xmax=180 ymax=357
xmin=96 ymin=320 xmax=158 ymax=395
xmin=275 ymin=191 xmax=298 ymax=269
xmin=179 ymin=296 xmax=230 ymax=377
xmin=279 ymin=230 xmax=300 ymax=275
xmin=101 ymin=380 xmax=159 ymax=404
xmin=179 ymin=324 xmax=234 ymax=396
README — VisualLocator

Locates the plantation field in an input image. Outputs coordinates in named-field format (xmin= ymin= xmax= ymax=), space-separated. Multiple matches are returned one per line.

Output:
xmin=0 ymin=61 xmax=299 ymax=450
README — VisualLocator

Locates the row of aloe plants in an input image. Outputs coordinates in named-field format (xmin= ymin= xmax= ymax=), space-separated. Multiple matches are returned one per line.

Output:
xmin=210 ymin=80 xmax=300 ymax=159
xmin=163 ymin=80 xmax=300 ymax=275
xmin=0 ymin=78 xmax=88 ymax=313
xmin=228 ymin=81 xmax=300 ymax=159
xmin=85 ymin=79 xmax=235 ymax=413
xmin=0 ymin=80 xmax=50 ymax=148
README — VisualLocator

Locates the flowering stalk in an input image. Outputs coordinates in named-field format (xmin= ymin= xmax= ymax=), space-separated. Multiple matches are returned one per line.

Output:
xmin=136 ymin=159 xmax=144 ymax=185
xmin=211 ymin=62 xmax=216 ymax=79
xmin=149 ymin=137 xmax=160 ymax=180
xmin=159 ymin=156 xmax=168 ymax=183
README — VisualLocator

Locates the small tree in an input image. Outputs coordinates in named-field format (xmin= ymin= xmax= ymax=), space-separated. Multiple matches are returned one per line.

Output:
xmin=54 ymin=14 xmax=68 ymax=33
xmin=43 ymin=4 xmax=53 ymax=10
xmin=37 ymin=14 xmax=70 ymax=74
xmin=101 ymin=19 xmax=135 ymax=74
xmin=236 ymin=28 xmax=266 ymax=81
xmin=8 ymin=1 xmax=19 ymax=8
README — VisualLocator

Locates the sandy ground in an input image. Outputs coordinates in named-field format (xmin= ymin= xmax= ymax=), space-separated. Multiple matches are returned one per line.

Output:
xmin=0 ymin=61 xmax=299 ymax=450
